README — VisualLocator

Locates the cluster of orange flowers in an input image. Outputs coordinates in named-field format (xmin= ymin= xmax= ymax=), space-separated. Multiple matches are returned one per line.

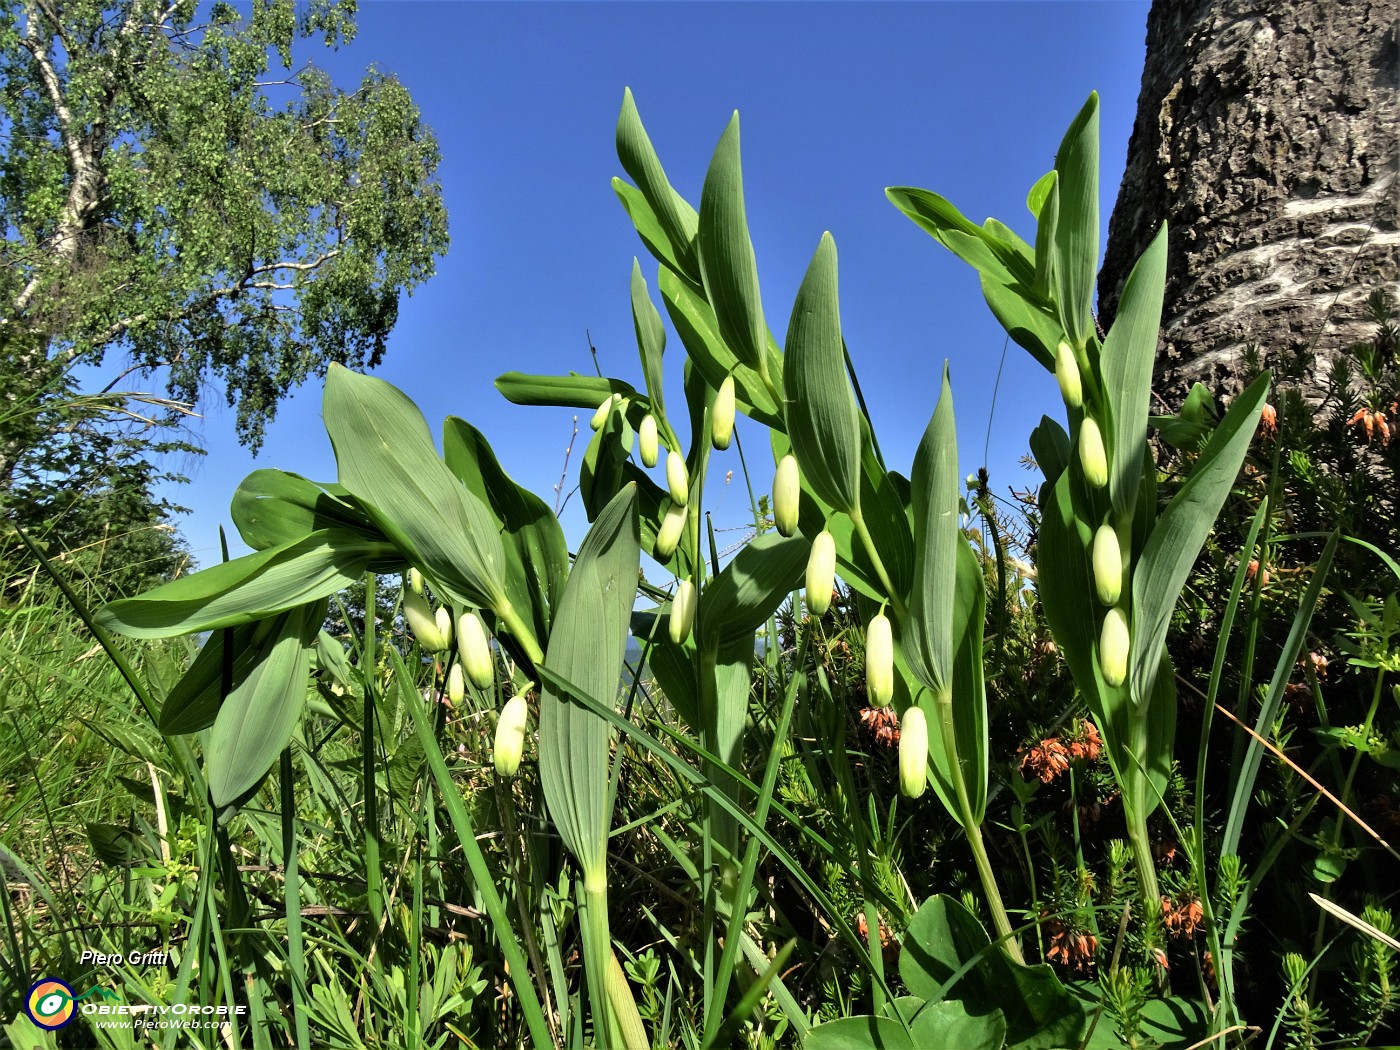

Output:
xmin=1348 ymin=403 xmax=1395 ymax=445
xmin=1161 ymin=895 xmax=1204 ymax=938
xmin=1044 ymin=921 xmax=1098 ymax=972
xmin=859 ymin=705 xmax=900 ymax=748
xmin=1018 ymin=720 xmax=1103 ymax=784
xmin=855 ymin=911 xmax=898 ymax=967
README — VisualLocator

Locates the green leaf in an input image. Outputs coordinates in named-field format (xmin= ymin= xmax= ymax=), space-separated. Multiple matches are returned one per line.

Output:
xmin=1051 ymin=93 xmax=1100 ymax=349
xmin=804 ymin=1016 xmax=915 ymax=1050
xmin=1026 ymin=170 xmax=1056 ymax=219
xmin=697 ymin=532 xmax=810 ymax=651
xmin=96 ymin=529 xmax=395 ymax=638
xmin=443 ymin=416 xmax=569 ymax=649
xmin=616 ymin=88 xmax=700 ymax=283
xmin=1131 ymin=371 xmax=1271 ymax=704
xmin=909 ymin=999 xmax=1007 ymax=1050
xmin=905 ymin=367 xmax=959 ymax=693
xmin=1072 ymin=985 xmax=1208 ymax=1049
xmin=230 ymin=469 xmax=380 ymax=552
xmin=950 ymin=537 xmax=990 ymax=821
xmin=323 ymin=364 xmax=509 ymax=613
xmin=980 ymin=273 xmax=1060 ymax=370
xmin=698 ymin=112 xmax=769 ymax=374
xmin=86 ymin=823 xmax=139 ymax=866
xmin=613 ymin=178 xmax=696 ymax=286
xmin=495 ymin=372 xmax=640 ymax=410
xmin=579 ymin=408 xmax=634 ymax=522
xmin=1031 ymin=172 xmax=1058 ymax=301
xmin=206 ymin=602 xmax=320 ymax=807
xmin=1101 ymin=224 xmax=1167 ymax=519
xmin=660 ymin=267 xmax=782 ymax=428
xmin=900 ymin=895 xmax=1086 ymax=1049
xmin=159 ymin=619 xmax=276 ymax=734
xmin=1029 ymin=416 xmax=1070 ymax=486
xmin=537 ymin=485 xmax=641 ymax=880
xmin=783 ymin=233 xmax=862 ymax=515
xmin=631 ymin=259 xmax=668 ymax=418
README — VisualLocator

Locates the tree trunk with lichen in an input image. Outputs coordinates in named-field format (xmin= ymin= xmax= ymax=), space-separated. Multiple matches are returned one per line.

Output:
xmin=1098 ymin=0 xmax=1399 ymax=407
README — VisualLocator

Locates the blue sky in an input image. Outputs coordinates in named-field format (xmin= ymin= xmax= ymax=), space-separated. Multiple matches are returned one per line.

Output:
xmin=157 ymin=0 xmax=1152 ymax=567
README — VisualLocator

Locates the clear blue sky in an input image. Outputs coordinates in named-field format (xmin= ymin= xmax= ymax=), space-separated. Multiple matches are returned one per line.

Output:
xmin=158 ymin=0 xmax=1152 ymax=567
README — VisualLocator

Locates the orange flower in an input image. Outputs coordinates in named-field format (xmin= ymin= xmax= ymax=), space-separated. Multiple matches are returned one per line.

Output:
xmin=1349 ymin=407 xmax=1392 ymax=446
xmin=859 ymin=705 xmax=900 ymax=748
xmin=1162 ymin=895 xmax=1204 ymax=938
xmin=1259 ymin=403 xmax=1278 ymax=435
xmin=1045 ymin=920 xmax=1098 ymax=973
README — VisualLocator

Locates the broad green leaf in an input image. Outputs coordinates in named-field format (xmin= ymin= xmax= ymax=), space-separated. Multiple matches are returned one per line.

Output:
xmin=660 ymin=267 xmax=783 ymax=427
xmin=886 ymin=187 xmax=1008 ymax=278
xmin=951 ymin=536 xmax=989 ymax=821
xmin=630 ymin=259 xmax=668 ymax=418
xmin=1028 ymin=416 xmax=1070 ymax=486
xmin=1102 ymin=224 xmax=1167 ymax=519
xmin=804 ymin=1016 xmax=915 ymax=1050
xmin=495 ymin=372 xmax=640 ymax=410
xmin=323 ymin=365 xmax=508 ymax=613
xmin=613 ymin=178 xmax=698 ymax=286
xmin=900 ymin=895 xmax=1086 ymax=1049
xmin=909 ymin=999 xmax=1007 ymax=1050
xmin=698 ymin=112 xmax=769 ymax=374
xmin=1031 ymin=172 xmax=1058 ymax=301
xmin=537 ymin=485 xmax=641 ymax=880
xmin=982 ymin=218 xmax=1035 ymax=274
xmin=616 ymin=87 xmax=700 ymax=283
xmin=783 ymin=233 xmax=862 ymax=514
xmin=86 ymin=823 xmax=139 ymax=866
xmin=1131 ymin=371 xmax=1270 ymax=704
xmin=1025 ymin=170 xmax=1056 ymax=218
xmin=697 ymin=532 xmax=809 ymax=650
xmin=443 ymin=416 xmax=569 ymax=650
xmin=230 ymin=470 xmax=380 ymax=551
xmin=980 ymin=273 xmax=1060 ymax=370
xmin=96 ymin=529 xmax=396 ymax=638
xmin=1051 ymin=93 xmax=1100 ymax=349
xmin=206 ymin=602 xmax=320 ymax=807
xmin=631 ymin=611 xmax=699 ymax=731
xmin=905 ymin=368 xmax=959 ymax=693
xmin=624 ymin=463 xmax=692 ymax=577
xmin=1072 ymin=985 xmax=1208 ymax=1049
xmin=580 ymin=405 xmax=634 ymax=522
xmin=159 ymin=619 xmax=276 ymax=734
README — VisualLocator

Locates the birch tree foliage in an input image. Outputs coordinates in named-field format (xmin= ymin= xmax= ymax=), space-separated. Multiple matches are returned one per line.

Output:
xmin=0 ymin=0 xmax=449 ymax=478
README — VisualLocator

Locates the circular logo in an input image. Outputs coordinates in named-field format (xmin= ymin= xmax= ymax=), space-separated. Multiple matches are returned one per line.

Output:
xmin=25 ymin=978 xmax=76 ymax=1030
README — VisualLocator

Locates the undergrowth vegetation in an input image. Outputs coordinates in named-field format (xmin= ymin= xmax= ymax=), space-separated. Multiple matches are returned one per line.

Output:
xmin=2 ymin=91 xmax=1396 ymax=1050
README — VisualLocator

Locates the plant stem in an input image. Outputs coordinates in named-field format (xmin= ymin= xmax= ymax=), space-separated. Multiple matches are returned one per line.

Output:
xmin=933 ymin=690 xmax=1023 ymax=963
xmin=850 ymin=508 xmax=907 ymax=620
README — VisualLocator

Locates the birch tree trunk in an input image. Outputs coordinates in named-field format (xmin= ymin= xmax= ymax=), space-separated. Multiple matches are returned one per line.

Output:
xmin=1098 ymin=0 xmax=1400 ymax=405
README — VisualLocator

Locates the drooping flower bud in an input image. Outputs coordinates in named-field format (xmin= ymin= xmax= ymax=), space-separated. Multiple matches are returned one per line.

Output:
xmin=638 ymin=413 xmax=659 ymax=468
xmin=806 ymin=529 xmax=836 ymax=616
xmin=866 ymin=611 xmax=894 ymax=708
xmin=669 ymin=580 xmax=696 ymax=645
xmin=493 ymin=694 xmax=529 ymax=777
xmin=1079 ymin=417 xmax=1108 ymax=489
xmin=712 ymin=375 xmax=736 ymax=450
xmin=447 ymin=664 xmax=465 ymax=706
xmin=407 ymin=567 xmax=424 ymax=594
xmin=654 ymin=498 xmax=686 ymax=560
xmin=1092 ymin=525 xmax=1122 ymax=606
xmin=1100 ymin=606 xmax=1130 ymax=687
xmin=898 ymin=704 xmax=928 ymax=798
xmin=590 ymin=396 xmax=612 ymax=431
xmin=403 ymin=588 xmax=451 ymax=652
xmin=457 ymin=610 xmax=494 ymax=690
xmin=1055 ymin=341 xmax=1083 ymax=410
xmin=666 ymin=450 xmax=690 ymax=506
xmin=773 ymin=454 xmax=799 ymax=537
